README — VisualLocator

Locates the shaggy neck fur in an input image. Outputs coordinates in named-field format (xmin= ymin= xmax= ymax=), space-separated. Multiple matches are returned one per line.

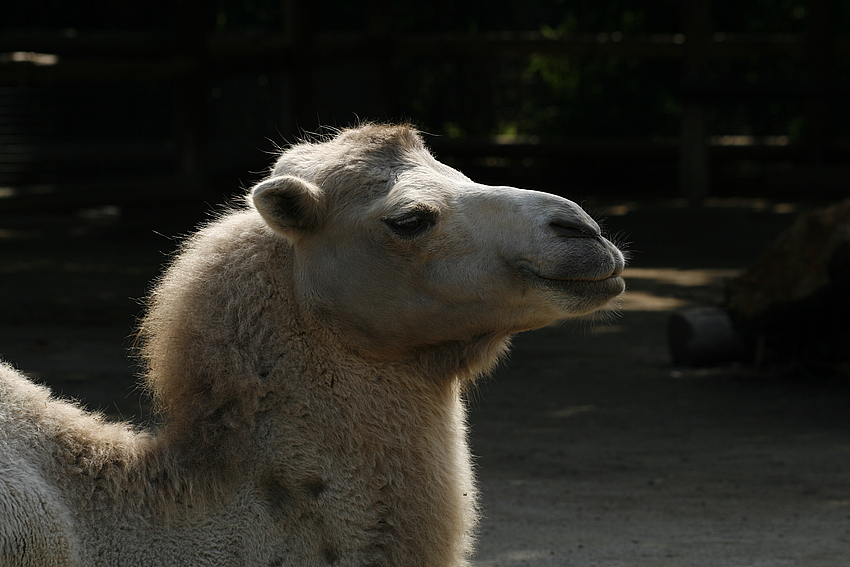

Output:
xmin=131 ymin=210 xmax=497 ymax=565
xmin=139 ymin=210 xmax=505 ymax=446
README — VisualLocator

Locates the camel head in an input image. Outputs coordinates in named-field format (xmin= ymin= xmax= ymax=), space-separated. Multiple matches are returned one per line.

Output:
xmin=252 ymin=124 xmax=625 ymax=360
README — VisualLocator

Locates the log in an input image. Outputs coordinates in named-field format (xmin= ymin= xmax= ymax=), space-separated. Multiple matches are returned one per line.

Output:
xmin=668 ymin=306 xmax=747 ymax=367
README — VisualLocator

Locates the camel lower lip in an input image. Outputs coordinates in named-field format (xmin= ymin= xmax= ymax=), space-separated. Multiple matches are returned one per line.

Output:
xmin=525 ymin=272 xmax=626 ymax=297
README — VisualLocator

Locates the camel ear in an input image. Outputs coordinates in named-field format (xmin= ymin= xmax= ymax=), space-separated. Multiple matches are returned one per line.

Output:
xmin=252 ymin=175 xmax=324 ymax=236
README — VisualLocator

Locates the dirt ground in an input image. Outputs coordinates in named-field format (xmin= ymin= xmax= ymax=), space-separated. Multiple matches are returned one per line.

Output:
xmin=1 ymin=198 xmax=848 ymax=566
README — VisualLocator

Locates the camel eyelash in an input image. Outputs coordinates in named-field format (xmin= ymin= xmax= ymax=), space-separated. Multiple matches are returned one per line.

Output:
xmin=382 ymin=206 xmax=439 ymax=239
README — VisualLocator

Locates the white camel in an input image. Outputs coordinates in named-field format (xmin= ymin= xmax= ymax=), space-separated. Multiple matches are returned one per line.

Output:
xmin=0 ymin=123 xmax=625 ymax=566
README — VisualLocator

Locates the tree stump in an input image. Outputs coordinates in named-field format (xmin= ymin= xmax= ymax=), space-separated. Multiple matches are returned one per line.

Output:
xmin=726 ymin=199 xmax=850 ymax=369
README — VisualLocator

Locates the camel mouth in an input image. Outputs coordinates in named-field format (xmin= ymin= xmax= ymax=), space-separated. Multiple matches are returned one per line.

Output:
xmin=516 ymin=259 xmax=623 ymax=283
xmin=518 ymin=265 xmax=626 ymax=299
xmin=537 ymin=274 xmax=625 ymax=296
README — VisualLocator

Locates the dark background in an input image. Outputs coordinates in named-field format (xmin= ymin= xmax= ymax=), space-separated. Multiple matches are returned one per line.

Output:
xmin=1 ymin=0 xmax=849 ymax=212
xmin=1 ymin=5 xmax=849 ymax=563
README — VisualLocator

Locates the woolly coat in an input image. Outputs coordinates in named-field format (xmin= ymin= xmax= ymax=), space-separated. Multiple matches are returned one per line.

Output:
xmin=1 ymin=211 xmax=480 ymax=567
xmin=1 ymin=123 xmax=624 ymax=567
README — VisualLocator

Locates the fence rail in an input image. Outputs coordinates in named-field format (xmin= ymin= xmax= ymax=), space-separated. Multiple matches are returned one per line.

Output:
xmin=3 ymin=31 xmax=850 ymax=81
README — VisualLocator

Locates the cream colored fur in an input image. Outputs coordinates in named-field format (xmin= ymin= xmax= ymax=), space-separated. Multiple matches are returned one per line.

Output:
xmin=0 ymin=123 xmax=625 ymax=566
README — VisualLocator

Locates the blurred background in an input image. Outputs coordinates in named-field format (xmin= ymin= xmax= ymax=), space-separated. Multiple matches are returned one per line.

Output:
xmin=1 ymin=0 xmax=849 ymax=210
xmin=2 ymin=5 xmax=849 ymax=564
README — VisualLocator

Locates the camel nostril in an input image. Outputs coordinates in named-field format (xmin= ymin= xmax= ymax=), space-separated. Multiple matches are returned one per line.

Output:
xmin=549 ymin=219 xmax=599 ymax=239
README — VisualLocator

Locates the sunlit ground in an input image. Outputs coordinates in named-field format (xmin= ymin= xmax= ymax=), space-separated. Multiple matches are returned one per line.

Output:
xmin=620 ymin=267 xmax=741 ymax=312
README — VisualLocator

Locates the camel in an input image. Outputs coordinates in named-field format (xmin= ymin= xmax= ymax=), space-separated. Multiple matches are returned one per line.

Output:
xmin=0 ymin=123 xmax=625 ymax=566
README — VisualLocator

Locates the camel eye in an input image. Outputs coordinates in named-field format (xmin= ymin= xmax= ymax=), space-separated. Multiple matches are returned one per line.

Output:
xmin=383 ymin=210 xmax=436 ymax=239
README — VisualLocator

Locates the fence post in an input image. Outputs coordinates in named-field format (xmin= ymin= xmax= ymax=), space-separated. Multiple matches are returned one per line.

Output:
xmin=282 ymin=0 xmax=317 ymax=136
xmin=679 ymin=0 xmax=711 ymax=202
xmin=368 ymin=0 xmax=397 ymax=121
xmin=804 ymin=0 xmax=832 ymax=165
xmin=174 ymin=0 xmax=209 ymax=196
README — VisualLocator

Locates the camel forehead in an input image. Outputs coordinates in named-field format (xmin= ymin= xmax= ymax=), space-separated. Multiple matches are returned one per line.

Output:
xmin=271 ymin=124 xmax=422 ymax=182
xmin=271 ymin=124 xmax=470 ymax=204
xmin=386 ymin=167 xmax=463 ymax=206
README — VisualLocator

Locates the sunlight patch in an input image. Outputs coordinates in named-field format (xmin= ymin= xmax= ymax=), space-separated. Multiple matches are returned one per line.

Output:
xmin=620 ymin=290 xmax=689 ymax=312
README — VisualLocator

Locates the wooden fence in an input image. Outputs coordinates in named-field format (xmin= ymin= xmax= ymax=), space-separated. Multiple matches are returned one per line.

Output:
xmin=1 ymin=0 xmax=848 ymax=209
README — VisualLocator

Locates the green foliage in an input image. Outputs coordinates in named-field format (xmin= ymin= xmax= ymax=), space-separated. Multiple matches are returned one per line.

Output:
xmin=200 ymin=0 xmax=846 ymax=145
